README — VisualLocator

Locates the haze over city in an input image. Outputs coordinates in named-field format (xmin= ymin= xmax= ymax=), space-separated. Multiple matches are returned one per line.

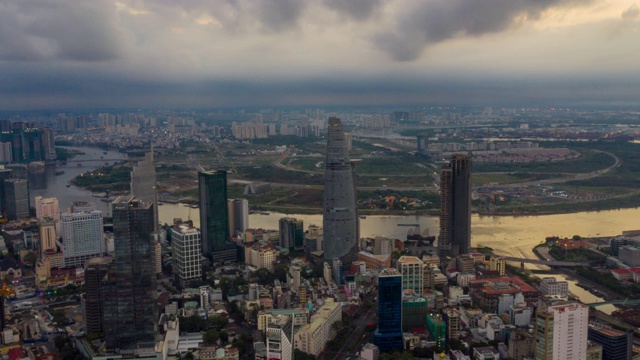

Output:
xmin=2 ymin=0 xmax=640 ymax=109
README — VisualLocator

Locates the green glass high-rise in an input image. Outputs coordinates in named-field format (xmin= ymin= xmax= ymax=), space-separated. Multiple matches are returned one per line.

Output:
xmin=198 ymin=170 xmax=236 ymax=263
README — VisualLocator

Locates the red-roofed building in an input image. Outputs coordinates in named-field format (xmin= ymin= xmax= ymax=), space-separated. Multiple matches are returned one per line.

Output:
xmin=7 ymin=348 xmax=28 ymax=360
xmin=469 ymin=277 xmax=539 ymax=313
xmin=557 ymin=238 xmax=589 ymax=249
xmin=629 ymin=268 xmax=640 ymax=283
xmin=611 ymin=268 xmax=632 ymax=281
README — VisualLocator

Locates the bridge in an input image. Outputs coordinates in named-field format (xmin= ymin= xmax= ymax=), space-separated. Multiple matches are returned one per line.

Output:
xmin=587 ymin=299 xmax=640 ymax=307
xmin=64 ymin=158 xmax=124 ymax=163
xmin=503 ymin=256 xmax=589 ymax=267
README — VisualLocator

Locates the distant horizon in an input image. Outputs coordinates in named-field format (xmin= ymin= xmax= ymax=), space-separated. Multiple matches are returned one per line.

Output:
xmin=2 ymin=1 xmax=640 ymax=110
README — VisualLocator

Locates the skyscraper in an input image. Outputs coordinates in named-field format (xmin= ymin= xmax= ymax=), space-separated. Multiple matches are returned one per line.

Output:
xmin=323 ymin=117 xmax=358 ymax=267
xmin=438 ymin=154 xmax=472 ymax=257
xmin=374 ymin=268 xmax=403 ymax=353
xmin=279 ymin=217 xmax=304 ymax=251
xmin=4 ymin=178 xmax=29 ymax=220
xmin=588 ymin=322 xmax=633 ymax=360
xmin=82 ymin=256 xmax=112 ymax=335
xmin=198 ymin=170 xmax=236 ymax=263
xmin=535 ymin=302 xmax=588 ymax=360
xmin=232 ymin=198 xmax=249 ymax=234
xmin=103 ymin=197 xmax=157 ymax=350
xmin=130 ymin=151 xmax=158 ymax=232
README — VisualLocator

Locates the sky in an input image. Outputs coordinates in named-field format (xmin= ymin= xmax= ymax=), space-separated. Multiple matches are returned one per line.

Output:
xmin=1 ymin=0 xmax=640 ymax=110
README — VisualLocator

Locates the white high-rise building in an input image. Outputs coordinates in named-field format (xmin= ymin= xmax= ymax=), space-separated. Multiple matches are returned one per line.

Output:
xmin=171 ymin=225 xmax=202 ymax=288
xmin=60 ymin=211 xmax=105 ymax=268
xmin=266 ymin=315 xmax=294 ymax=360
xmin=34 ymin=196 xmax=60 ymax=220
xmin=535 ymin=302 xmax=588 ymax=360
xmin=397 ymin=256 xmax=424 ymax=293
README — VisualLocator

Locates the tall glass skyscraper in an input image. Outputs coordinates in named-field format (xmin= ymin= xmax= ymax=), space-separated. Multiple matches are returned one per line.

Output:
xmin=323 ymin=117 xmax=358 ymax=268
xmin=438 ymin=154 xmax=472 ymax=257
xmin=374 ymin=268 xmax=403 ymax=353
xmin=198 ymin=170 xmax=236 ymax=263
xmin=103 ymin=197 xmax=157 ymax=350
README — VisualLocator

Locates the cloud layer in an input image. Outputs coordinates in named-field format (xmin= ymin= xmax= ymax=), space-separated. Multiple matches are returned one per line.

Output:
xmin=0 ymin=0 xmax=639 ymax=109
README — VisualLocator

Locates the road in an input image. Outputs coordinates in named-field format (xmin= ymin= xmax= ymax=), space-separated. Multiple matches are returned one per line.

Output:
xmin=321 ymin=298 xmax=377 ymax=360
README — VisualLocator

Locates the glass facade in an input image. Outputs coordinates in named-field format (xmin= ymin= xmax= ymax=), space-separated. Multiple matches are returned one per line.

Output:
xmin=198 ymin=170 xmax=236 ymax=263
xmin=103 ymin=197 xmax=157 ymax=350
xmin=375 ymin=269 xmax=403 ymax=352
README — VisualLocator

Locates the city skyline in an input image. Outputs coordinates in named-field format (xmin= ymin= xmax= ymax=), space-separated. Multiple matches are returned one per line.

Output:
xmin=1 ymin=0 xmax=640 ymax=109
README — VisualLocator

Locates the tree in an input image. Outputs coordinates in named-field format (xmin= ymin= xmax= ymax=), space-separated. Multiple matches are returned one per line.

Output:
xmin=209 ymin=315 xmax=229 ymax=330
xmin=219 ymin=330 xmax=229 ymax=343
xmin=294 ymin=349 xmax=316 ymax=360
xmin=203 ymin=329 xmax=219 ymax=345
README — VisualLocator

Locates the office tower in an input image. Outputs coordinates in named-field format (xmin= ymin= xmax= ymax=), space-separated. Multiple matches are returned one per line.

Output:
xmin=535 ymin=302 xmax=588 ymax=360
xmin=198 ymin=170 xmax=236 ymax=263
xmin=266 ymin=315 xmax=294 ymax=360
xmin=60 ymin=210 xmax=105 ymax=268
xmin=227 ymin=200 xmax=235 ymax=237
xmin=279 ymin=217 xmax=304 ymax=251
xmin=130 ymin=151 xmax=158 ymax=232
xmin=103 ymin=197 xmax=157 ymax=350
xmin=374 ymin=268 xmax=403 ymax=353
xmin=438 ymin=154 xmax=472 ymax=257
xmin=396 ymin=256 xmax=424 ymax=293
xmin=39 ymin=221 xmax=57 ymax=257
xmin=0 ymin=169 xmax=11 ymax=214
xmin=323 ymin=117 xmax=358 ymax=268
xmin=4 ymin=178 xmax=29 ymax=220
xmin=171 ymin=225 xmax=202 ymax=289
xmin=233 ymin=198 xmax=249 ymax=234
xmin=417 ymin=135 xmax=427 ymax=155
xmin=34 ymin=196 xmax=60 ymax=220
xmin=0 ymin=142 xmax=11 ymax=163
xmin=588 ymin=322 xmax=632 ymax=360
xmin=82 ymin=257 xmax=112 ymax=335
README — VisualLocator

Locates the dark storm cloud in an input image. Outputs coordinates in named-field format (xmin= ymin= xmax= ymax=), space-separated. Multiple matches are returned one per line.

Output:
xmin=374 ymin=0 xmax=591 ymax=61
xmin=254 ymin=0 xmax=307 ymax=33
xmin=323 ymin=0 xmax=383 ymax=21
xmin=0 ymin=0 xmax=124 ymax=62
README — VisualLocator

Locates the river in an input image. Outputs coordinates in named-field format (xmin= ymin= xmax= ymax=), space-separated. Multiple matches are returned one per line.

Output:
xmin=44 ymin=147 xmax=640 ymax=314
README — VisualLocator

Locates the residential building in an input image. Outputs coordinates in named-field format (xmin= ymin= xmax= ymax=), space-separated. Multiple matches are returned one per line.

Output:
xmin=540 ymin=277 xmax=569 ymax=297
xmin=619 ymin=246 xmax=640 ymax=267
xmin=489 ymin=256 xmax=506 ymax=276
xmin=438 ymin=154 xmax=472 ymax=258
xmin=198 ymin=170 xmax=236 ymax=263
xmin=535 ymin=302 xmax=588 ymax=360
xmin=473 ymin=347 xmax=499 ymax=359
xmin=373 ymin=236 xmax=393 ymax=255
xmin=102 ymin=197 xmax=157 ymax=350
xmin=34 ymin=196 xmax=60 ymax=220
xmin=294 ymin=298 xmax=341 ymax=356
xmin=267 ymin=315 xmax=294 ymax=360
xmin=171 ymin=225 xmax=202 ymax=289
xmin=4 ymin=178 xmax=29 ymax=220
xmin=60 ymin=210 xmax=104 ymax=268
xmin=374 ymin=269 xmax=403 ymax=352
xmin=442 ymin=307 xmax=461 ymax=341
xmin=588 ymin=322 xmax=632 ymax=360
xmin=39 ymin=221 xmax=57 ymax=257
xmin=279 ymin=217 xmax=304 ymax=251
xmin=397 ymin=256 xmax=424 ymax=293
xmin=258 ymin=308 xmax=309 ymax=332
xmin=323 ymin=117 xmax=359 ymax=268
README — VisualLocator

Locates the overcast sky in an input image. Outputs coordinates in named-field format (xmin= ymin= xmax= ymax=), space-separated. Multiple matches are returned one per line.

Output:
xmin=1 ymin=0 xmax=640 ymax=110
